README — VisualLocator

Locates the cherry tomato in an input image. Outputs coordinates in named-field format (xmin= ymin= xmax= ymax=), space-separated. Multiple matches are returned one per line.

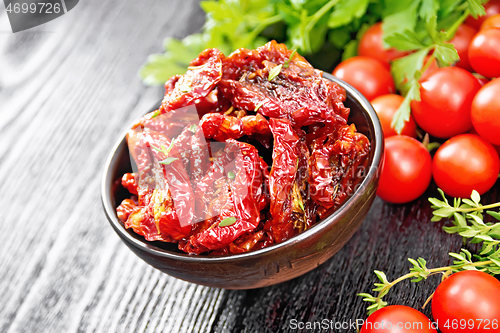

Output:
xmin=358 ymin=22 xmax=409 ymax=63
xmin=481 ymin=13 xmax=500 ymax=30
xmin=471 ymin=78 xmax=500 ymax=145
xmin=411 ymin=67 xmax=481 ymax=138
xmin=432 ymin=134 xmax=500 ymax=198
xmin=432 ymin=271 xmax=500 ymax=333
xmin=333 ymin=56 xmax=395 ymax=101
xmin=465 ymin=0 xmax=500 ymax=29
xmin=469 ymin=28 xmax=500 ymax=78
xmin=419 ymin=55 xmax=439 ymax=82
xmin=377 ymin=136 xmax=432 ymax=204
xmin=360 ymin=305 xmax=437 ymax=332
xmin=449 ymin=24 xmax=477 ymax=72
xmin=371 ymin=94 xmax=417 ymax=138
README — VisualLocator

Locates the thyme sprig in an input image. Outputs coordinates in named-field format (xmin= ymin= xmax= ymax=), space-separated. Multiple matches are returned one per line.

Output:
xmin=359 ymin=189 xmax=500 ymax=315
xmin=150 ymin=139 xmax=178 ymax=165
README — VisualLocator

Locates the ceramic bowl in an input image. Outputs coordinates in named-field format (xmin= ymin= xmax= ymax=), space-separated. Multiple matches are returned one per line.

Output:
xmin=101 ymin=73 xmax=383 ymax=289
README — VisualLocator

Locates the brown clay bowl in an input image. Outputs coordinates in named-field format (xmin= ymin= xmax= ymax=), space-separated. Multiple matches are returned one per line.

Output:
xmin=101 ymin=73 xmax=384 ymax=289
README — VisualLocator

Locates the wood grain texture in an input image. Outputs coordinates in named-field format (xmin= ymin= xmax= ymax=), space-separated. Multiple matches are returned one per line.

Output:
xmin=0 ymin=1 xmax=498 ymax=332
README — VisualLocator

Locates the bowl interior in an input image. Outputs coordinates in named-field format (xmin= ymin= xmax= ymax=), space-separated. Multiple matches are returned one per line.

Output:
xmin=101 ymin=73 xmax=383 ymax=261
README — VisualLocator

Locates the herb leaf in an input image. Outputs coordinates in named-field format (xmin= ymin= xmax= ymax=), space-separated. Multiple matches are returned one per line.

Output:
xmin=227 ymin=171 xmax=236 ymax=179
xmin=467 ymin=0 xmax=486 ymax=18
xmin=283 ymin=50 xmax=297 ymax=68
xmin=328 ymin=0 xmax=369 ymax=29
xmin=151 ymin=110 xmax=161 ymax=118
xmin=219 ymin=216 xmax=237 ymax=227
xmin=433 ymin=43 xmax=460 ymax=67
xmin=268 ymin=64 xmax=283 ymax=81
xmin=159 ymin=157 xmax=179 ymax=165
xmin=391 ymin=79 xmax=420 ymax=134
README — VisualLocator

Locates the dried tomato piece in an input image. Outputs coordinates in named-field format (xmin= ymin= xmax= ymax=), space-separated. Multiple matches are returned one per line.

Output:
xmin=180 ymin=140 xmax=263 ymax=253
xmin=199 ymin=113 xmax=242 ymax=141
xmin=116 ymin=198 xmax=138 ymax=223
xmin=266 ymin=119 xmax=301 ymax=242
xmin=309 ymin=124 xmax=370 ymax=218
xmin=241 ymin=113 xmax=271 ymax=136
xmin=121 ymin=130 xmax=197 ymax=242
xmin=159 ymin=49 xmax=224 ymax=113
xmin=121 ymin=173 xmax=138 ymax=195
xmin=219 ymin=41 xmax=348 ymax=129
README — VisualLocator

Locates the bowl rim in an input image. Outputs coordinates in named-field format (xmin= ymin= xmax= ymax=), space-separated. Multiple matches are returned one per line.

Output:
xmin=101 ymin=73 xmax=383 ymax=262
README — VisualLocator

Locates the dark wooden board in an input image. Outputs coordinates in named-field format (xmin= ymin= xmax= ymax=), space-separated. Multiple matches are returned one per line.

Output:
xmin=0 ymin=1 xmax=498 ymax=332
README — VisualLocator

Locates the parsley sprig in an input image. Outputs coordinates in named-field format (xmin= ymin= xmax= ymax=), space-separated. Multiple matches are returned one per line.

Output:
xmin=359 ymin=189 xmax=500 ymax=315
xmin=140 ymin=0 xmax=486 ymax=96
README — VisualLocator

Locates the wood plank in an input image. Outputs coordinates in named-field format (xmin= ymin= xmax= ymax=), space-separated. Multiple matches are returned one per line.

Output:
xmin=0 ymin=1 xmax=228 ymax=332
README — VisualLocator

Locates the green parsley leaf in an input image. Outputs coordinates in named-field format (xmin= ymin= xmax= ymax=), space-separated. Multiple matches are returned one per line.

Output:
xmin=159 ymin=157 xmax=179 ymax=165
xmin=385 ymin=31 xmax=427 ymax=51
xmin=467 ymin=0 xmax=486 ymax=18
xmin=382 ymin=2 xmax=419 ymax=43
xmin=391 ymin=48 xmax=428 ymax=89
xmin=434 ymin=43 xmax=460 ymax=67
xmin=341 ymin=40 xmax=358 ymax=61
xmin=328 ymin=0 xmax=369 ymax=29
xmin=140 ymin=35 xmax=206 ymax=86
xmin=219 ymin=216 xmax=237 ymax=227
xmin=227 ymin=171 xmax=236 ymax=179
xmin=419 ymin=0 xmax=440 ymax=21
xmin=189 ymin=124 xmax=197 ymax=133
xmin=391 ymin=79 xmax=421 ymax=134
xmin=268 ymin=64 xmax=283 ymax=81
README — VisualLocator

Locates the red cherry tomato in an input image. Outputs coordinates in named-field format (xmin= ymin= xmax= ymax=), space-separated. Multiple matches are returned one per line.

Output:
xmin=377 ymin=136 xmax=432 ymax=204
xmin=371 ymin=94 xmax=417 ymax=138
xmin=432 ymin=271 xmax=500 ymax=333
xmin=432 ymin=134 xmax=500 ymax=198
xmin=481 ymin=13 xmax=500 ymax=30
xmin=469 ymin=28 xmax=500 ymax=78
xmin=472 ymin=78 xmax=500 ymax=145
xmin=411 ymin=67 xmax=481 ymax=138
xmin=465 ymin=0 xmax=500 ymax=29
xmin=358 ymin=22 xmax=409 ymax=63
xmin=333 ymin=56 xmax=395 ymax=101
xmin=419 ymin=55 xmax=439 ymax=82
xmin=360 ymin=305 xmax=437 ymax=332
xmin=449 ymin=24 xmax=477 ymax=72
